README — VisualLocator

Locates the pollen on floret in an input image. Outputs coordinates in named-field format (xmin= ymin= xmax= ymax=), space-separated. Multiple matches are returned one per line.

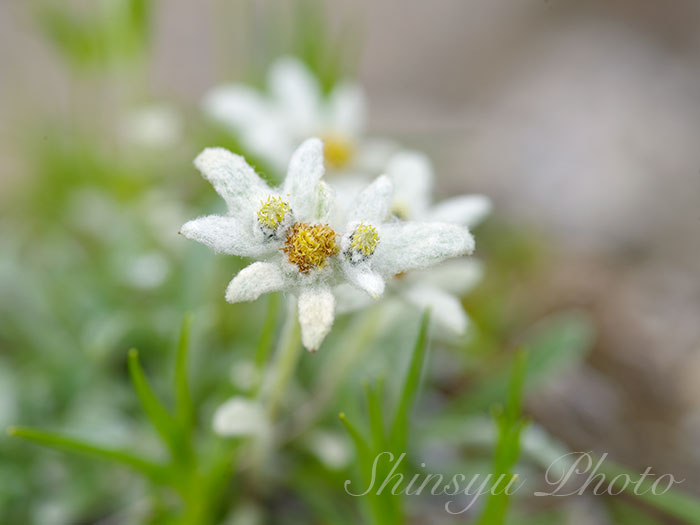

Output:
xmin=323 ymin=134 xmax=355 ymax=170
xmin=283 ymin=222 xmax=339 ymax=273
xmin=347 ymin=223 xmax=379 ymax=261
xmin=257 ymin=196 xmax=291 ymax=239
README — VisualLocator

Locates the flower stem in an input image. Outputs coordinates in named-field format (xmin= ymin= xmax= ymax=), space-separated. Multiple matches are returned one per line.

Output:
xmin=261 ymin=298 xmax=302 ymax=420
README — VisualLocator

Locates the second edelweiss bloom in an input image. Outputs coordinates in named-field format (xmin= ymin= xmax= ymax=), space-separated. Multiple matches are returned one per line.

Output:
xmin=334 ymin=150 xmax=491 ymax=336
xmin=181 ymin=138 xmax=474 ymax=351
xmin=203 ymin=56 xmax=394 ymax=175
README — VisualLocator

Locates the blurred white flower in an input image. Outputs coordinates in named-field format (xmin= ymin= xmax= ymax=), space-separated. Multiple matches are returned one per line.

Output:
xmin=120 ymin=252 xmax=170 ymax=289
xmin=306 ymin=430 xmax=351 ymax=470
xmin=229 ymin=359 xmax=259 ymax=392
xmin=120 ymin=104 xmax=183 ymax=149
xmin=213 ymin=397 xmax=269 ymax=437
xmin=334 ymin=151 xmax=490 ymax=336
xmin=181 ymin=138 xmax=475 ymax=351
xmin=203 ymin=56 xmax=395 ymax=174
xmin=385 ymin=151 xmax=491 ymax=226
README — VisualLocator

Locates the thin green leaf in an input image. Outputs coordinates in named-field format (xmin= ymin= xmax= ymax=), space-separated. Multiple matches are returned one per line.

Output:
xmin=478 ymin=350 xmax=528 ymax=525
xmin=364 ymin=379 xmax=387 ymax=451
xmin=127 ymin=0 xmax=150 ymax=38
xmin=175 ymin=314 xmax=194 ymax=430
xmin=128 ymin=348 xmax=184 ymax=460
xmin=390 ymin=310 xmax=431 ymax=452
xmin=8 ymin=426 xmax=168 ymax=483
xmin=594 ymin=457 xmax=700 ymax=523
xmin=339 ymin=413 xmax=393 ymax=525
xmin=339 ymin=412 xmax=371 ymax=459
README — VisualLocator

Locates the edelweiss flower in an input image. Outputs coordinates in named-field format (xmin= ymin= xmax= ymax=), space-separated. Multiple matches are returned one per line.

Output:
xmin=180 ymin=138 xmax=474 ymax=351
xmin=334 ymin=150 xmax=491 ymax=336
xmin=203 ymin=56 xmax=394 ymax=175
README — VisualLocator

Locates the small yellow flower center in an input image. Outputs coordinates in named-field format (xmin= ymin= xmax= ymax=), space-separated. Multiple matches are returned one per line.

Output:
xmin=350 ymin=223 xmax=380 ymax=257
xmin=283 ymin=222 xmax=339 ymax=273
xmin=323 ymin=134 xmax=355 ymax=170
xmin=257 ymin=196 xmax=290 ymax=229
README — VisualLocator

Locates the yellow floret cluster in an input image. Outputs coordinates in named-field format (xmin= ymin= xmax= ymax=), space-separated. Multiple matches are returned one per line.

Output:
xmin=283 ymin=222 xmax=339 ymax=273
xmin=350 ymin=223 xmax=380 ymax=257
xmin=257 ymin=196 xmax=290 ymax=229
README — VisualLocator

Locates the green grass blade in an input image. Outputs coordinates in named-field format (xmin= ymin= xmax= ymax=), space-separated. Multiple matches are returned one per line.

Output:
xmin=127 ymin=0 xmax=150 ymax=38
xmin=364 ymin=379 xmax=387 ymax=451
xmin=8 ymin=426 xmax=168 ymax=483
xmin=340 ymin=412 xmax=394 ymax=525
xmin=390 ymin=310 xmax=431 ymax=452
xmin=339 ymin=412 xmax=371 ymax=459
xmin=594 ymin=457 xmax=700 ymax=523
xmin=175 ymin=314 xmax=194 ymax=429
xmin=478 ymin=350 xmax=528 ymax=525
xmin=128 ymin=348 xmax=183 ymax=459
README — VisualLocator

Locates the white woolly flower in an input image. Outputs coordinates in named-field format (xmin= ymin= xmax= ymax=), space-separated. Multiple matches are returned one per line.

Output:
xmin=385 ymin=151 xmax=491 ymax=226
xmin=213 ymin=396 xmax=269 ymax=438
xmin=181 ymin=138 xmax=475 ymax=351
xmin=203 ymin=56 xmax=395 ymax=175
xmin=334 ymin=150 xmax=491 ymax=336
xmin=120 ymin=104 xmax=183 ymax=149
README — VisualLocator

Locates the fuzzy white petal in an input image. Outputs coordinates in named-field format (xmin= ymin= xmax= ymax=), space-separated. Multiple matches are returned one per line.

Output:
xmin=386 ymin=150 xmax=434 ymax=219
xmin=239 ymin=118 xmax=295 ymax=172
xmin=298 ymin=286 xmax=335 ymax=352
xmin=403 ymin=284 xmax=468 ymax=335
xmin=284 ymin=138 xmax=326 ymax=220
xmin=347 ymin=175 xmax=393 ymax=223
xmin=225 ymin=262 xmax=290 ymax=303
xmin=421 ymin=259 xmax=484 ymax=296
xmin=180 ymin=215 xmax=273 ymax=257
xmin=373 ymin=222 xmax=475 ymax=277
xmin=194 ymin=148 xmax=269 ymax=216
xmin=203 ymin=85 xmax=270 ymax=130
xmin=427 ymin=195 xmax=492 ymax=228
xmin=342 ymin=261 xmax=385 ymax=299
xmin=213 ymin=396 xmax=268 ymax=437
xmin=268 ymin=57 xmax=321 ymax=136
xmin=327 ymin=83 xmax=365 ymax=137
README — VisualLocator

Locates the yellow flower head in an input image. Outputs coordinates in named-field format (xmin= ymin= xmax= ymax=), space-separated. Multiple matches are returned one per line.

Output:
xmin=283 ymin=222 xmax=339 ymax=273
xmin=257 ymin=196 xmax=290 ymax=230
xmin=350 ymin=223 xmax=380 ymax=257
xmin=323 ymin=134 xmax=355 ymax=170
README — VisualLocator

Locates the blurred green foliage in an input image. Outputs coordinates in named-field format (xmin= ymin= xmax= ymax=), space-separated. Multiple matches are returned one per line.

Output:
xmin=34 ymin=0 xmax=152 ymax=70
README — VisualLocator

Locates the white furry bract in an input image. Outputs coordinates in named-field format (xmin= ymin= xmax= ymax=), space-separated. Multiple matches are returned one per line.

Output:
xmin=298 ymin=287 xmax=335 ymax=352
